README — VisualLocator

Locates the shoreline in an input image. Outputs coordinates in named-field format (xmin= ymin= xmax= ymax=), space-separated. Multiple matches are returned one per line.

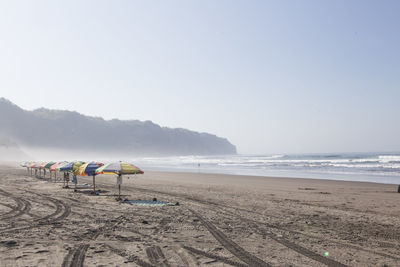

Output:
xmin=143 ymin=169 xmax=400 ymax=186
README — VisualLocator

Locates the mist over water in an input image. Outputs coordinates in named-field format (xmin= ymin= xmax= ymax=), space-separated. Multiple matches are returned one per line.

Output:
xmin=132 ymin=153 xmax=400 ymax=184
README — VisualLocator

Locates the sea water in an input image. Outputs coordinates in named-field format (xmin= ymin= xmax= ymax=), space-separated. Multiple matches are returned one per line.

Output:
xmin=132 ymin=153 xmax=400 ymax=184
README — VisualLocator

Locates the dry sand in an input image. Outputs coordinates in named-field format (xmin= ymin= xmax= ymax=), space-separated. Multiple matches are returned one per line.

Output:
xmin=0 ymin=164 xmax=399 ymax=267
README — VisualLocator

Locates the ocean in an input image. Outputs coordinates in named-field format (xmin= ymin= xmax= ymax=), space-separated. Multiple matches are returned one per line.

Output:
xmin=132 ymin=153 xmax=400 ymax=184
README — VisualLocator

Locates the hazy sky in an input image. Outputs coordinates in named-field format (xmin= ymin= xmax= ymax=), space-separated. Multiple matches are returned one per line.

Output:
xmin=1 ymin=1 xmax=399 ymax=154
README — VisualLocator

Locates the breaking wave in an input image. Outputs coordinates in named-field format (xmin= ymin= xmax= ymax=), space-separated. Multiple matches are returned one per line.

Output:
xmin=133 ymin=153 xmax=400 ymax=184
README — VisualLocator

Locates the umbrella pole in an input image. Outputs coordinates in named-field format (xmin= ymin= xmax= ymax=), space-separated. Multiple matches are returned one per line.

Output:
xmin=118 ymin=174 xmax=122 ymax=201
xmin=93 ymin=175 xmax=96 ymax=193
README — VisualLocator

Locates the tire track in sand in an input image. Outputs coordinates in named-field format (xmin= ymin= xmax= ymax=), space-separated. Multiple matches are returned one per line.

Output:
xmin=21 ymin=190 xmax=71 ymax=223
xmin=183 ymin=245 xmax=248 ymax=267
xmin=61 ymin=244 xmax=89 ymax=267
xmin=60 ymin=215 xmax=124 ymax=267
xmin=145 ymin=246 xmax=171 ymax=267
xmin=35 ymin=196 xmax=71 ymax=223
xmin=0 ymin=194 xmax=71 ymax=233
xmin=215 ymin=208 xmax=349 ymax=267
xmin=0 ymin=189 xmax=31 ymax=220
xmin=189 ymin=209 xmax=271 ymax=267
xmin=104 ymin=244 xmax=156 ymax=267
xmin=129 ymin=187 xmax=367 ymax=266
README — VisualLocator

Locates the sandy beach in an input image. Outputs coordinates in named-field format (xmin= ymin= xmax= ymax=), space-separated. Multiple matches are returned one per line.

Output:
xmin=0 ymin=164 xmax=399 ymax=267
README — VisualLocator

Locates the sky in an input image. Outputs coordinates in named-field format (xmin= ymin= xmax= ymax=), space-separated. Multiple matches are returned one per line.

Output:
xmin=0 ymin=0 xmax=399 ymax=154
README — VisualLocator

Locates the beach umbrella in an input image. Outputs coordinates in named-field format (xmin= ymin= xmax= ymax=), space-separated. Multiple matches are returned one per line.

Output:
xmin=58 ymin=161 xmax=84 ymax=188
xmin=44 ymin=162 xmax=56 ymax=169
xmin=44 ymin=161 xmax=56 ymax=178
xmin=76 ymin=162 xmax=104 ymax=193
xmin=58 ymin=161 xmax=84 ymax=172
xmin=96 ymin=161 xmax=144 ymax=200
xmin=20 ymin=161 xmax=28 ymax=167
xmin=38 ymin=162 xmax=48 ymax=169
xmin=28 ymin=162 xmax=38 ymax=173
xmin=31 ymin=162 xmax=44 ymax=177
xmin=24 ymin=161 xmax=34 ymax=168
xmin=29 ymin=162 xmax=39 ymax=168
xmin=20 ymin=161 xmax=29 ymax=170
xmin=28 ymin=162 xmax=39 ymax=176
xmin=38 ymin=162 xmax=49 ymax=178
xmin=26 ymin=161 xmax=36 ymax=176
xmin=25 ymin=162 xmax=33 ymax=175
xmin=55 ymin=161 xmax=70 ymax=171
xmin=31 ymin=162 xmax=40 ymax=169
xmin=50 ymin=161 xmax=67 ymax=172
xmin=52 ymin=161 xmax=70 ymax=183
xmin=21 ymin=161 xmax=32 ymax=174
xmin=48 ymin=161 xmax=66 ymax=181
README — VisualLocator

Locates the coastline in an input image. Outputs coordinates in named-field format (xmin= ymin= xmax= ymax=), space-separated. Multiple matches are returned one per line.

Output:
xmin=131 ymin=152 xmax=400 ymax=185
xmin=142 ymin=169 xmax=400 ymax=186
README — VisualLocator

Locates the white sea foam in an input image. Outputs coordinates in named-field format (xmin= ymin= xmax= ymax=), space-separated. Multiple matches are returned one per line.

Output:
xmin=132 ymin=153 xmax=400 ymax=183
xmin=378 ymin=155 xmax=400 ymax=162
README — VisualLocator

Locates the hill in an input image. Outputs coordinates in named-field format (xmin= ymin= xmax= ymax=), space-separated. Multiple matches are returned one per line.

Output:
xmin=0 ymin=98 xmax=236 ymax=156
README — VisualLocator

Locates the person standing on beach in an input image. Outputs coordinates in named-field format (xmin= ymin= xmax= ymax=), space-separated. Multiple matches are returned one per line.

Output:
xmin=73 ymin=174 xmax=78 ymax=191
xmin=65 ymin=173 xmax=70 ymax=188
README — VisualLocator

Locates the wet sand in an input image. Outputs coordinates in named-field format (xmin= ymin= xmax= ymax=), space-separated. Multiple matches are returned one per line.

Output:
xmin=0 ymin=164 xmax=399 ymax=267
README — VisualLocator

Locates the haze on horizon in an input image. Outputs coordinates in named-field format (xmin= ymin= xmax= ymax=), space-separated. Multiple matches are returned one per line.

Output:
xmin=1 ymin=1 xmax=399 ymax=155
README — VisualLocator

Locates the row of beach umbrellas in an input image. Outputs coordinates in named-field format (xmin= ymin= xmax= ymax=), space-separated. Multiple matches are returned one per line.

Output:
xmin=20 ymin=161 xmax=144 ymax=200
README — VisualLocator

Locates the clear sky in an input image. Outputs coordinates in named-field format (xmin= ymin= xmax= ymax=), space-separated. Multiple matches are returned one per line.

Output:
xmin=0 ymin=1 xmax=399 ymax=154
